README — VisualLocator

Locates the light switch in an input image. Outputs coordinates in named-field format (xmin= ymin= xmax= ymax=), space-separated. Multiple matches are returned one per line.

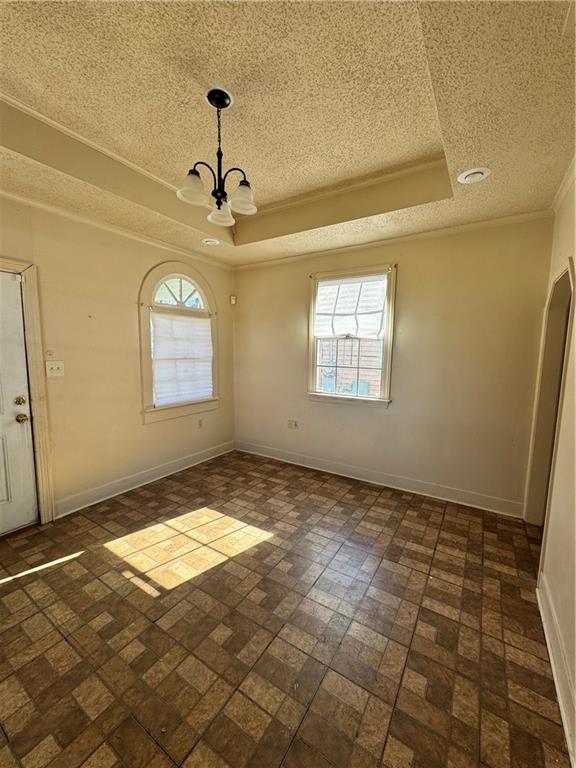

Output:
xmin=46 ymin=360 xmax=65 ymax=377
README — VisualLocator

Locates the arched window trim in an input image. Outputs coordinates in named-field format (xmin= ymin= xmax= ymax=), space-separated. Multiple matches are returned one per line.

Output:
xmin=139 ymin=261 xmax=219 ymax=424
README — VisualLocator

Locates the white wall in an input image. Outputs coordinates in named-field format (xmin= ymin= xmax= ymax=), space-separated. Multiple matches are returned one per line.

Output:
xmin=0 ymin=197 xmax=235 ymax=514
xmin=234 ymin=218 xmax=552 ymax=515
xmin=537 ymin=166 xmax=575 ymax=761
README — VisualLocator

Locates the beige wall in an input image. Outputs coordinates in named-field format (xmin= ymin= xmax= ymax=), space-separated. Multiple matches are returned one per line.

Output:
xmin=0 ymin=197 xmax=235 ymax=514
xmin=0 ymin=198 xmax=554 ymax=521
xmin=538 ymin=170 xmax=575 ymax=759
xmin=234 ymin=218 xmax=552 ymax=515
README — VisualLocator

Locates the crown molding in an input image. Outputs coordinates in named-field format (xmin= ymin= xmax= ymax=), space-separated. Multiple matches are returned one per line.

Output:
xmin=255 ymin=156 xmax=448 ymax=216
xmin=0 ymin=93 xmax=176 ymax=193
xmin=236 ymin=209 xmax=553 ymax=271
xmin=0 ymin=100 xmax=232 ymax=242
xmin=0 ymin=191 xmax=234 ymax=271
xmin=0 ymin=93 xmax=450 ymax=228
xmin=552 ymin=157 xmax=575 ymax=212
xmin=0 ymin=184 xmax=554 ymax=274
xmin=236 ymin=157 xmax=452 ymax=244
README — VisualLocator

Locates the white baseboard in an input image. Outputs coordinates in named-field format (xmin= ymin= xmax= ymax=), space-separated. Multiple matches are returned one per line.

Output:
xmin=55 ymin=441 xmax=235 ymax=518
xmin=537 ymin=573 xmax=575 ymax=765
xmin=234 ymin=441 xmax=524 ymax=517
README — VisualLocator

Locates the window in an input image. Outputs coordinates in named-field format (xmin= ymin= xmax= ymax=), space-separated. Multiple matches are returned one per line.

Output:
xmin=139 ymin=263 xmax=219 ymax=423
xmin=309 ymin=266 xmax=396 ymax=403
xmin=153 ymin=276 xmax=205 ymax=310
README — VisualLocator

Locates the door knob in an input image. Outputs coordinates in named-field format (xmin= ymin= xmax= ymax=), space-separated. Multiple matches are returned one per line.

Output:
xmin=15 ymin=413 xmax=29 ymax=423
xmin=14 ymin=395 xmax=26 ymax=405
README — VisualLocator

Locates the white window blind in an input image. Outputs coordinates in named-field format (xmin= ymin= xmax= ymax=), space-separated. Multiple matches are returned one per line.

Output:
xmin=311 ymin=270 xmax=394 ymax=401
xmin=314 ymin=273 xmax=388 ymax=339
xmin=151 ymin=312 xmax=213 ymax=406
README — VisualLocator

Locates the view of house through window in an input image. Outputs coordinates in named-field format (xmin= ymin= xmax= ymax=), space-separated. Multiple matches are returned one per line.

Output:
xmin=310 ymin=268 xmax=395 ymax=400
xmin=150 ymin=276 xmax=214 ymax=407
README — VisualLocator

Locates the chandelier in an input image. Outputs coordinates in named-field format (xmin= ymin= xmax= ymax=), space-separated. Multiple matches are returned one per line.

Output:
xmin=176 ymin=88 xmax=256 ymax=227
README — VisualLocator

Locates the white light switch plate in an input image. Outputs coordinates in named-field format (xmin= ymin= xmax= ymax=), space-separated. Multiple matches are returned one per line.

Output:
xmin=46 ymin=360 xmax=65 ymax=377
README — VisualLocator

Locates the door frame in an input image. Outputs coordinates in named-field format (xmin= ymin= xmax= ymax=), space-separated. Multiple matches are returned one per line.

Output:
xmin=531 ymin=258 xmax=574 ymax=578
xmin=0 ymin=257 xmax=55 ymax=525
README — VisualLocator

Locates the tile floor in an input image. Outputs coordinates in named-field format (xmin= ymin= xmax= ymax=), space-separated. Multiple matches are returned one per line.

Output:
xmin=0 ymin=451 xmax=569 ymax=768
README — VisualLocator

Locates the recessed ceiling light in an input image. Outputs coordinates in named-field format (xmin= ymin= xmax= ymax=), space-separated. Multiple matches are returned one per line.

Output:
xmin=457 ymin=167 xmax=491 ymax=185
xmin=202 ymin=238 xmax=220 ymax=246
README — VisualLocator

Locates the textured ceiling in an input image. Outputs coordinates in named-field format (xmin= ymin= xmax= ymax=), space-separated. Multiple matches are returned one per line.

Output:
xmin=0 ymin=1 xmax=573 ymax=266
xmin=0 ymin=146 xmax=550 ymax=270
xmin=0 ymin=147 xmax=238 ymax=264
xmin=0 ymin=148 xmax=236 ymax=262
xmin=0 ymin=0 xmax=443 ymax=205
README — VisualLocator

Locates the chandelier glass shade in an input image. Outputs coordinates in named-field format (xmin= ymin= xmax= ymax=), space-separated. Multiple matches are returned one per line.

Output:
xmin=207 ymin=200 xmax=236 ymax=227
xmin=176 ymin=89 xmax=256 ymax=227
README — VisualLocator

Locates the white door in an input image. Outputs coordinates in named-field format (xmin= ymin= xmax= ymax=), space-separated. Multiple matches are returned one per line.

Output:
xmin=0 ymin=271 xmax=37 ymax=534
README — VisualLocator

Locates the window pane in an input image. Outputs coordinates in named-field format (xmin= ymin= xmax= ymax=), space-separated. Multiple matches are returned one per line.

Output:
xmin=334 ymin=282 xmax=360 ymax=314
xmin=183 ymin=289 xmax=203 ymax=309
xmin=316 ymin=366 xmax=336 ymax=394
xmin=336 ymin=338 xmax=359 ymax=367
xmin=316 ymin=283 xmax=338 ymax=314
xmin=357 ymin=279 xmax=386 ymax=313
xmin=358 ymin=368 xmax=382 ymax=398
xmin=359 ymin=339 xmax=383 ymax=368
xmin=315 ymin=314 xmax=334 ymax=337
xmin=154 ymin=283 xmax=178 ymax=306
xmin=333 ymin=314 xmax=357 ymax=336
xmin=357 ymin=311 xmax=384 ymax=338
xmin=153 ymin=276 xmax=205 ymax=310
xmin=166 ymin=277 xmax=183 ymax=302
xmin=336 ymin=367 xmax=358 ymax=396
xmin=316 ymin=339 xmax=337 ymax=366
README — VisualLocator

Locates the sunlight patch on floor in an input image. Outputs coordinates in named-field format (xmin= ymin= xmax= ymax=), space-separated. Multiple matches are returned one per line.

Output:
xmin=0 ymin=551 xmax=85 ymax=585
xmin=104 ymin=507 xmax=273 ymax=590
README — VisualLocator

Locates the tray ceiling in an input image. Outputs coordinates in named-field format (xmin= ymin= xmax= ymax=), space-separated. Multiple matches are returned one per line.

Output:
xmin=0 ymin=0 xmax=444 ymax=205
xmin=0 ymin=1 xmax=573 ymax=266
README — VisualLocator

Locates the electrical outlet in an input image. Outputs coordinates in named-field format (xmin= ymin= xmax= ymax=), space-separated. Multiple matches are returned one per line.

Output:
xmin=46 ymin=360 xmax=65 ymax=377
xmin=287 ymin=419 xmax=299 ymax=429
xmin=198 ymin=418 xmax=203 ymax=429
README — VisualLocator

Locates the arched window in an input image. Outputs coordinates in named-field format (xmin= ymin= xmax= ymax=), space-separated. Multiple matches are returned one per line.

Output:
xmin=139 ymin=263 xmax=218 ymax=422
xmin=153 ymin=276 xmax=205 ymax=310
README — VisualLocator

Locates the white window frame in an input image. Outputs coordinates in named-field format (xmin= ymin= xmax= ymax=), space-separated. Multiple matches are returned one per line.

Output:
xmin=139 ymin=261 xmax=219 ymax=424
xmin=307 ymin=264 xmax=397 ymax=406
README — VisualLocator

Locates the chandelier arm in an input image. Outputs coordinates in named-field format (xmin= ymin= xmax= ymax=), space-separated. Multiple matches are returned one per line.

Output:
xmin=222 ymin=167 xmax=248 ymax=186
xmin=192 ymin=161 xmax=217 ymax=191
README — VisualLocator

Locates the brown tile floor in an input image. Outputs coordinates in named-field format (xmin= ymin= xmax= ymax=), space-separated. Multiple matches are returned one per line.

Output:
xmin=0 ymin=452 xmax=569 ymax=768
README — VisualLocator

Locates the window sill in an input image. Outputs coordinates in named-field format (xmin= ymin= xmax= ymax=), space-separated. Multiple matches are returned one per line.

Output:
xmin=307 ymin=392 xmax=391 ymax=407
xmin=143 ymin=398 xmax=219 ymax=424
